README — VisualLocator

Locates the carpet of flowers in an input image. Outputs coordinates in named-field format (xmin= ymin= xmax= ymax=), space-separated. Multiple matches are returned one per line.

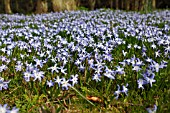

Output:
xmin=0 ymin=9 xmax=170 ymax=112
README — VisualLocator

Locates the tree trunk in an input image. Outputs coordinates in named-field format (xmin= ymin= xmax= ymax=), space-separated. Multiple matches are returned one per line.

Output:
xmin=96 ymin=0 xmax=101 ymax=8
xmin=65 ymin=0 xmax=77 ymax=11
xmin=52 ymin=0 xmax=77 ymax=12
xmin=76 ymin=0 xmax=80 ymax=8
xmin=126 ymin=0 xmax=130 ymax=10
xmin=139 ymin=0 xmax=145 ymax=11
xmin=144 ymin=0 xmax=151 ymax=12
xmin=52 ymin=0 xmax=63 ymax=12
xmin=88 ymin=0 xmax=96 ymax=10
xmin=115 ymin=0 xmax=119 ymax=9
xmin=121 ymin=0 xmax=124 ymax=9
xmin=35 ymin=0 xmax=48 ymax=14
xmin=131 ymin=0 xmax=135 ymax=10
xmin=135 ymin=0 xmax=139 ymax=11
xmin=4 ymin=0 xmax=12 ymax=14
xmin=110 ymin=0 xmax=113 ymax=9
xmin=152 ymin=0 xmax=156 ymax=9
xmin=26 ymin=0 xmax=34 ymax=13
xmin=15 ymin=0 xmax=19 ymax=13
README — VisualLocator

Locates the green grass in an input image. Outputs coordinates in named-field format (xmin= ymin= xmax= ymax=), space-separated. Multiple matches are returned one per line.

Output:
xmin=1 ymin=59 xmax=169 ymax=113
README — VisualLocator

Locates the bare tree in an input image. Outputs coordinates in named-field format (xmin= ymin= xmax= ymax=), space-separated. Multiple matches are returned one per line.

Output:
xmin=66 ymin=0 xmax=77 ymax=11
xmin=95 ymin=0 xmax=100 ymax=8
xmin=26 ymin=0 xmax=34 ymax=13
xmin=110 ymin=0 xmax=113 ymax=9
xmin=139 ymin=0 xmax=145 ymax=11
xmin=14 ymin=0 xmax=19 ymax=13
xmin=125 ymin=0 xmax=130 ymax=10
xmin=144 ymin=0 xmax=152 ymax=12
xmin=52 ymin=0 xmax=77 ymax=12
xmin=52 ymin=0 xmax=63 ymax=12
xmin=115 ymin=0 xmax=119 ymax=9
xmin=35 ymin=0 xmax=48 ymax=14
xmin=152 ymin=0 xmax=156 ymax=9
xmin=4 ymin=0 xmax=12 ymax=14
xmin=88 ymin=0 xmax=96 ymax=10
xmin=135 ymin=0 xmax=139 ymax=11
xmin=76 ymin=0 xmax=80 ymax=8
xmin=130 ymin=0 xmax=135 ymax=10
xmin=121 ymin=0 xmax=124 ymax=9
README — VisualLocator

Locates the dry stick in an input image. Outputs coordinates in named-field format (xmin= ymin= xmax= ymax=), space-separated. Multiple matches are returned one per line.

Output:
xmin=9 ymin=85 xmax=21 ymax=94
xmin=116 ymin=102 xmax=143 ymax=106
xmin=28 ymin=104 xmax=40 ymax=112
xmin=84 ymin=58 xmax=88 ymax=83
xmin=70 ymin=86 xmax=95 ymax=106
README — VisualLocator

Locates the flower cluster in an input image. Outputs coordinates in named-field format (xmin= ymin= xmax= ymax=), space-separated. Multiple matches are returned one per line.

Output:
xmin=0 ymin=9 xmax=169 ymax=112
xmin=47 ymin=74 xmax=79 ymax=90
xmin=0 ymin=104 xmax=19 ymax=113
xmin=0 ymin=77 xmax=10 ymax=91
xmin=114 ymin=84 xmax=128 ymax=99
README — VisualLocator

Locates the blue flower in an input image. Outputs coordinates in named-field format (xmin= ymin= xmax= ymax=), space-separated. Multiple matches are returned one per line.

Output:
xmin=15 ymin=63 xmax=23 ymax=72
xmin=136 ymin=58 xmax=144 ymax=66
xmin=114 ymin=84 xmax=129 ymax=99
xmin=54 ymin=76 xmax=62 ymax=87
xmin=32 ymin=69 xmax=45 ymax=82
xmin=104 ymin=71 xmax=115 ymax=79
xmin=70 ymin=74 xmax=79 ymax=86
xmin=155 ymin=50 xmax=161 ymax=58
xmin=160 ymin=60 xmax=167 ymax=68
xmin=48 ymin=64 xmax=59 ymax=73
xmin=75 ymin=59 xmax=82 ymax=66
xmin=46 ymin=80 xmax=54 ymax=87
xmin=94 ymin=66 xmax=103 ymax=74
xmin=151 ymin=43 xmax=156 ymax=49
xmin=114 ymin=85 xmax=121 ymax=100
xmin=115 ymin=66 xmax=124 ymax=75
xmin=25 ymin=62 xmax=34 ymax=72
xmin=79 ymin=64 xmax=85 ymax=72
xmin=127 ymin=44 xmax=132 ymax=49
xmin=61 ymin=78 xmax=71 ymax=90
xmin=58 ymin=66 xmax=67 ymax=75
xmin=0 ymin=64 xmax=8 ymax=72
xmin=0 ymin=56 xmax=7 ymax=62
xmin=92 ymin=73 xmax=101 ymax=82
xmin=0 ymin=104 xmax=8 ymax=113
xmin=88 ymin=59 xmax=94 ymax=67
xmin=146 ymin=104 xmax=157 ymax=113
xmin=94 ymin=59 xmax=105 ymax=69
xmin=121 ymin=84 xmax=128 ymax=96
xmin=122 ymin=50 xmax=127 ymax=57
xmin=137 ymin=79 xmax=147 ymax=89
xmin=34 ymin=58 xmax=44 ymax=68
xmin=103 ymin=53 xmax=113 ymax=61
xmin=144 ymin=75 xmax=156 ymax=87
xmin=23 ymin=71 xmax=32 ymax=82
xmin=0 ymin=77 xmax=10 ymax=91
xmin=0 ymin=104 xmax=19 ymax=113
xmin=7 ymin=106 xmax=19 ymax=113
xmin=103 ymin=66 xmax=115 ymax=80
xmin=150 ymin=60 xmax=161 ymax=72
xmin=164 ymin=45 xmax=170 ymax=53
xmin=119 ymin=60 xmax=126 ymax=67
xmin=145 ymin=57 xmax=153 ymax=63
xmin=132 ymin=65 xmax=141 ymax=72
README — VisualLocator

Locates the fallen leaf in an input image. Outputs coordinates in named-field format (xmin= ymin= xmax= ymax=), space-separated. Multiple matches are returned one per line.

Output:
xmin=86 ymin=96 xmax=102 ymax=103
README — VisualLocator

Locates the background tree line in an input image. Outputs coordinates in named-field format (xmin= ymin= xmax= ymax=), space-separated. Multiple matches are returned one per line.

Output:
xmin=0 ymin=0 xmax=170 ymax=14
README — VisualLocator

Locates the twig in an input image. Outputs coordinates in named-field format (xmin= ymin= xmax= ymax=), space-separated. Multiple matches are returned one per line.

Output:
xmin=70 ymin=86 xmax=95 ymax=106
